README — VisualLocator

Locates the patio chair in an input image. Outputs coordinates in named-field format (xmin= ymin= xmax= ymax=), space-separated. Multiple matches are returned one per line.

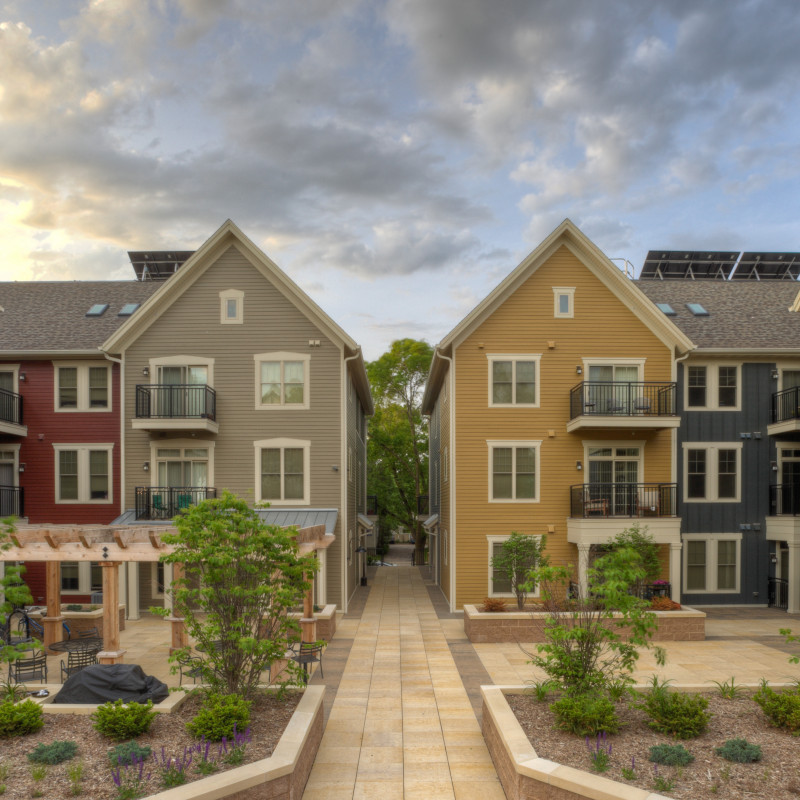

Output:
xmin=9 ymin=650 xmax=48 ymax=684
xmin=177 ymin=653 xmax=205 ymax=686
xmin=60 ymin=648 xmax=97 ymax=682
xmin=288 ymin=641 xmax=325 ymax=682
xmin=633 ymin=396 xmax=651 ymax=414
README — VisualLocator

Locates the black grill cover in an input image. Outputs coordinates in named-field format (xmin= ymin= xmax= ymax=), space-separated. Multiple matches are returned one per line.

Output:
xmin=53 ymin=664 xmax=169 ymax=705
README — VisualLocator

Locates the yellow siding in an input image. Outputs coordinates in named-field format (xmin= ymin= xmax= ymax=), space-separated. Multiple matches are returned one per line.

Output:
xmin=439 ymin=365 xmax=451 ymax=603
xmin=453 ymin=246 xmax=675 ymax=608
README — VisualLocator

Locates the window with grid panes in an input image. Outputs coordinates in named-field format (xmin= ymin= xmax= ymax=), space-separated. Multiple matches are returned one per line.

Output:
xmin=717 ymin=540 xmax=737 ymax=590
xmin=687 ymin=366 xmax=706 ymax=407
xmin=491 ymin=445 xmax=537 ymax=500
xmin=717 ymin=449 xmax=737 ymax=499
xmin=686 ymin=540 xmax=706 ymax=590
xmin=718 ymin=366 xmax=737 ymax=408
xmin=687 ymin=449 xmax=706 ymax=499
xmin=58 ymin=368 xmax=78 ymax=408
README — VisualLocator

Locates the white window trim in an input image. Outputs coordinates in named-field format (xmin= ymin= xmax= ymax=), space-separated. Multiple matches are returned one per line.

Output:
xmin=487 ymin=439 xmax=541 ymax=504
xmin=0 ymin=444 xmax=21 ymax=487
xmin=53 ymin=443 xmax=114 ymax=504
xmin=0 ymin=364 xmax=21 ymax=394
xmin=254 ymin=437 xmax=310 ymax=506
xmin=443 ymin=445 xmax=449 ymax=483
xmin=581 ymin=357 xmax=646 ymax=379
xmin=682 ymin=441 xmax=743 ymax=503
xmin=253 ymin=352 xmax=310 ymax=411
xmin=684 ymin=362 xmax=741 ymax=411
xmin=487 ymin=534 xmax=542 ymax=599
xmin=487 ymin=354 xmax=542 ymax=408
xmin=776 ymin=363 xmax=800 ymax=392
xmin=583 ymin=441 xmax=645 ymax=470
xmin=219 ymin=288 xmax=244 ymax=324
xmin=149 ymin=439 xmax=215 ymax=488
xmin=148 ymin=355 xmax=215 ymax=386
xmin=60 ymin=562 xmax=103 ymax=596
xmin=53 ymin=362 xmax=112 ymax=413
xmin=553 ymin=286 xmax=575 ymax=319
xmin=682 ymin=533 xmax=742 ymax=594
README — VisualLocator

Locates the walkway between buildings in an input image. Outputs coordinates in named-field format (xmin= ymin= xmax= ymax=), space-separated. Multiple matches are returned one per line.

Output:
xmin=301 ymin=564 xmax=506 ymax=800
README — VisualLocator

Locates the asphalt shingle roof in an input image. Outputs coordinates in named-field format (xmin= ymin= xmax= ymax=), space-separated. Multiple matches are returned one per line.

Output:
xmin=636 ymin=280 xmax=800 ymax=350
xmin=0 ymin=281 xmax=162 ymax=351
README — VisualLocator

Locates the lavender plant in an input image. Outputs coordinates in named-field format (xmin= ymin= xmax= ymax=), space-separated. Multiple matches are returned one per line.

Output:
xmin=110 ymin=754 xmax=152 ymax=800
xmin=620 ymin=756 xmax=636 ymax=780
xmin=219 ymin=723 xmax=252 ymax=765
xmin=152 ymin=745 xmax=192 ymax=789
xmin=585 ymin=731 xmax=612 ymax=772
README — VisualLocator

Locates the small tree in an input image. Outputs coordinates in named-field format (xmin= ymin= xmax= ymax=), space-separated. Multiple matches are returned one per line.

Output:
xmin=527 ymin=545 xmax=665 ymax=697
xmin=153 ymin=493 xmax=318 ymax=698
xmin=597 ymin=525 xmax=661 ymax=598
xmin=490 ymin=532 xmax=547 ymax=610
xmin=1 ymin=517 xmax=35 ymax=667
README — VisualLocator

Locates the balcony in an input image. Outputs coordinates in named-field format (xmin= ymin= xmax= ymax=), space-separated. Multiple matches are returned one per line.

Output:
xmin=567 ymin=482 xmax=681 ymax=548
xmin=132 ymin=384 xmax=219 ymax=433
xmin=567 ymin=382 xmax=679 ymax=432
xmin=768 ymin=387 xmax=800 ymax=437
xmin=134 ymin=486 xmax=217 ymax=520
xmin=0 ymin=485 xmax=24 ymax=518
xmin=0 ymin=389 xmax=26 ymax=437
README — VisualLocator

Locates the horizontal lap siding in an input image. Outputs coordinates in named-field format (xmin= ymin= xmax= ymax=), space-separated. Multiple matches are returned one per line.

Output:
xmin=123 ymin=245 xmax=345 ymax=607
xmin=453 ymin=246 xmax=674 ymax=608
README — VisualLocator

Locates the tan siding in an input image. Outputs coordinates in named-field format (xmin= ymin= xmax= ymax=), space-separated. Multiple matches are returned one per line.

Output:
xmin=453 ymin=246 xmax=675 ymax=608
xmin=440 ymin=365 xmax=452 ymax=603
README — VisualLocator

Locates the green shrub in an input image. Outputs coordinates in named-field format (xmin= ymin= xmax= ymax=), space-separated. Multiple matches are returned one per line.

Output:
xmin=28 ymin=740 xmax=78 ymax=765
xmin=0 ymin=699 xmax=44 ymax=738
xmin=550 ymin=693 xmax=620 ymax=736
xmin=108 ymin=740 xmax=152 ymax=766
xmin=91 ymin=700 xmax=156 ymax=741
xmin=753 ymin=684 xmax=800 ymax=732
xmin=716 ymin=738 xmax=762 ymax=763
xmin=186 ymin=693 xmax=251 ymax=742
xmin=648 ymin=743 xmax=694 ymax=766
xmin=65 ymin=604 xmax=84 ymax=612
xmin=638 ymin=688 xmax=710 ymax=739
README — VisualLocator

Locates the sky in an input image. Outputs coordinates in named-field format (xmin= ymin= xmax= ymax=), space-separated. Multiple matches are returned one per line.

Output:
xmin=1 ymin=0 xmax=799 ymax=360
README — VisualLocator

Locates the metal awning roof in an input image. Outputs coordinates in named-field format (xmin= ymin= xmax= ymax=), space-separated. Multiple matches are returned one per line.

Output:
xmin=255 ymin=508 xmax=338 ymax=534
xmin=357 ymin=513 xmax=374 ymax=530
xmin=422 ymin=514 xmax=439 ymax=530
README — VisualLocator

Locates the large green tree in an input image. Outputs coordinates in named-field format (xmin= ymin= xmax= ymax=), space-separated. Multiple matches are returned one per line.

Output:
xmin=367 ymin=339 xmax=433 ymax=562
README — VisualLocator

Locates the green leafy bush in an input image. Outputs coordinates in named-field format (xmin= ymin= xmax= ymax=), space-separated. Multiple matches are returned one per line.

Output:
xmin=648 ymin=743 xmax=694 ymax=766
xmin=186 ymin=693 xmax=251 ymax=741
xmin=108 ymin=740 xmax=152 ymax=766
xmin=65 ymin=604 xmax=84 ymax=612
xmin=28 ymin=740 xmax=78 ymax=764
xmin=0 ymin=699 xmax=44 ymax=738
xmin=91 ymin=700 xmax=156 ymax=741
xmin=753 ymin=684 xmax=800 ymax=732
xmin=716 ymin=738 xmax=762 ymax=763
xmin=638 ymin=688 xmax=710 ymax=739
xmin=550 ymin=693 xmax=620 ymax=736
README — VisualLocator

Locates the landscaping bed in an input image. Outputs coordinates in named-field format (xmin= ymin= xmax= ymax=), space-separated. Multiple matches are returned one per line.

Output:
xmin=0 ymin=688 xmax=316 ymax=799
xmin=497 ymin=687 xmax=800 ymax=800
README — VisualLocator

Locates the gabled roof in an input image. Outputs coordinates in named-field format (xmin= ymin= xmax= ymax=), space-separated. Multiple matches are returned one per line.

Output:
xmin=102 ymin=219 xmax=373 ymax=414
xmin=637 ymin=280 xmax=800 ymax=351
xmin=0 ymin=281 xmax=160 ymax=354
xmin=422 ymin=219 xmax=694 ymax=413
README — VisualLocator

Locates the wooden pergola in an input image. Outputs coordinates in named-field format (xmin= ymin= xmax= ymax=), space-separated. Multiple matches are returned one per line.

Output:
xmin=2 ymin=523 xmax=335 ymax=664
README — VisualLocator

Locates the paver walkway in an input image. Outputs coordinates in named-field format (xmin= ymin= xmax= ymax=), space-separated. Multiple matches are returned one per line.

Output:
xmin=301 ymin=565 xmax=507 ymax=800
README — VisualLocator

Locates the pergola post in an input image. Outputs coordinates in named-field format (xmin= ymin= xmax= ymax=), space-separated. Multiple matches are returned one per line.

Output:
xmin=43 ymin=561 xmax=64 ymax=650
xmin=167 ymin=562 xmax=188 ymax=654
xmin=97 ymin=561 xmax=125 ymax=664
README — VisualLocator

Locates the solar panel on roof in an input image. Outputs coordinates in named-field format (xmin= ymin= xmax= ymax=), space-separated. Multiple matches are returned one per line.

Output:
xmin=86 ymin=303 xmax=109 ymax=317
xmin=730 ymin=252 xmax=800 ymax=281
xmin=640 ymin=251 xmax=739 ymax=281
xmin=128 ymin=251 xmax=195 ymax=281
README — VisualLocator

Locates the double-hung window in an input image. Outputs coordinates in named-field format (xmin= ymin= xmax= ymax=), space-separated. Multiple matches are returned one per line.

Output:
xmin=683 ymin=534 xmax=741 ymax=593
xmin=54 ymin=444 xmax=113 ymax=503
xmin=488 ymin=355 xmax=541 ymax=407
xmin=254 ymin=352 xmax=310 ymax=410
xmin=55 ymin=364 xmax=110 ymax=411
xmin=684 ymin=364 xmax=740 ymax=410
xmin=254 ymin=438 xmax=310 ymax=505
xmin=487 ymin=535 xmax=542 ymax=598
xmin=683 ymin=442 xmax=742 ymax=502
xmin=488 ymin=440 xmax=541 ymax=502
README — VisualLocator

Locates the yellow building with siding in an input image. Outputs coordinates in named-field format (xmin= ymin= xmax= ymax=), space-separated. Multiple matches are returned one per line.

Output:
xmin=422 ymin=220 xmax=694 ymax=611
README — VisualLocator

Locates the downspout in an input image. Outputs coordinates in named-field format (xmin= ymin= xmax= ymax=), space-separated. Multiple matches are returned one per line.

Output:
xmin=342 ymin=348 xmax=362 ymax=613
xmin=670 ymin=347 xmax=692 ymax=605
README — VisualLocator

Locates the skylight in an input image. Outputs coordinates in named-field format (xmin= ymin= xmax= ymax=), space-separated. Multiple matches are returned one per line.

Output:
xmin=686 ymin=303 xmax=709 ymax=316
xmin=86 ymin=304 xmax=109 ymax=317
xmin=656 ymin=303 xmax=677 ymax=316
xmin=118 ymin=303 xmax=140 ymax=316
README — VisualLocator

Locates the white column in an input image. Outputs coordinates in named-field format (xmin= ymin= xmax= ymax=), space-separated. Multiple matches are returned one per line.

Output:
xmin=788 ymin=542 xmax=800 ymax=615
xmin=163 ymin=563 xmax=174 ymax=614
xmin=126 ymin=562 xmax=140 ymax=620
xmin=669 ymin=543 xmax=682 ymax=602
xmin=577 ymin=543 xmax=591 ymax=598
xmin=317 ymin=549 xmax=327 ymax=606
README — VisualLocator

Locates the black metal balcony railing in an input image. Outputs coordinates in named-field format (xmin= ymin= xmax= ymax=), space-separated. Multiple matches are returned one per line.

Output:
xmin=0 ymin=388 xmax=23 ymax=427
xmin=768 ymin=577 xmax=789 ymax=610
xmin=417 ymin=494 xmax=429 ymax=516
xmin=569 ymin=382 xmax=677 ymax=420
xmin=769 ymin=484 xmax=800 ymax=516
xmin=772 ymin=386 xmax=800 ymax=424
xmin=570 ymin=483 xmax=678 ymax=518
xmin=134 ymin=486 xmax=217 ymax=520
xmin=135 ymin=384 xmax=216 ymax=421
xmin=366 ymin=495 xmax=378 ymax=515
xmin=0 ymin=485 xmax=23 ymax=518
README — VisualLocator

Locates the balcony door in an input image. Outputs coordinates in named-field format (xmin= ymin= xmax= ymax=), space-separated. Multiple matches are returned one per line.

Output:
xmin=157 ymin=365 xmax=208 ymax=417
xmin=587 ymin=446 xmax=640 ymax=515
xmin=0 ymin=450 xmax=16 ymax=516
xmin=587 ymin=364 xmax=639 ymax=414
xmin=154 ymin=447 xmax=208 ymax=515
xmin=779 ymin=448 xmax=800 ymax=515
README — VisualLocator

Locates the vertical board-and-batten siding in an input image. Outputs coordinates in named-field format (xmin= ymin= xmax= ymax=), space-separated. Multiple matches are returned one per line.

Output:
xmin=453 ymin=245 xmax=675 ymax=608
xmin=122 ymin=245 xmax=345 ymax=608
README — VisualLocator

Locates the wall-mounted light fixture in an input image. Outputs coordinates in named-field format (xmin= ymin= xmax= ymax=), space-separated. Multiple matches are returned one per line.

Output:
xmin=38 ymin=433 xmax=44 ymax=441
xmin=771 ymin=368 xmax=779 ymax=380
xmin=575 ymin=366 xmax=583 ymax=375
xmin=143 ymin=461 xmax=150 ymax=472
xmin=142 ymin=366 xmax=150 ymax=377
xmin=771 ymin=461 xmax=779 ymax=471
xmin=576 ymin=460 xmax=582 ymax=471
xmin=18 ymin=463 xmax=25 ymax=473
xmin=771 ymin=555 xmax=778 ymax=564
xmin=332 ymin=465 xmax=339 ymax=472
xmin=18 ymin=373 xmax=26 ymax=382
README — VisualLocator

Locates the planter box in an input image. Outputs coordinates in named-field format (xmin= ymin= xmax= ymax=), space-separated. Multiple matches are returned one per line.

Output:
xmin=463 ymin=604 xmax=705 ymax=643
xmin=482 ymin=685 xmax=671 ymax=800
xmin=269 ymin=604 xmax=338 ymax=642
xmin=28 ymin=604 xmax=127 ymax=637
